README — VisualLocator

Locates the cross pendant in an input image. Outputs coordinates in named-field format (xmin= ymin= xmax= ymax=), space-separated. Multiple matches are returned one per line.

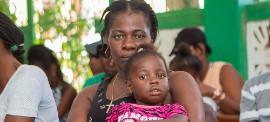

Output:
xmin=106 ymin=100 xmax=114 ymax=113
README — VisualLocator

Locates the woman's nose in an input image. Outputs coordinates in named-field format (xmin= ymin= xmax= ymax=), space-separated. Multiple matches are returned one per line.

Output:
xmin=122 ymin=36 xmax=136 ymax=51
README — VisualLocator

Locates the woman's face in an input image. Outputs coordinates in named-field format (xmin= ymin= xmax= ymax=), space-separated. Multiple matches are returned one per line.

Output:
xmin=106 ymin=12 xmax=153 ymax=70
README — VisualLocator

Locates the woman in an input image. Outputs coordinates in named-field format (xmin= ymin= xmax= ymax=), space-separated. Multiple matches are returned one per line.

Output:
xmin=0 ymin=12 xmax=59 ymax=122
xmin=67 ymin=1 xmax=205 ymax=122
xmin=170 ymin=28 xmax=243 ymax=115
xmin=27 ymin=45 xmax=77 ymax=122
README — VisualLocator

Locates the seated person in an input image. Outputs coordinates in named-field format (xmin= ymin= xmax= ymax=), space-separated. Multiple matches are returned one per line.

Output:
xmin=83 ymin=41 xmax=117 ymax=88
xmin=170 ymin=28 xmax=243 ymax=115
xmin=28 ymin=45 xmax=77 ymax=121
xmin=240 ymin=72 xmax=270 ymax=122
xmin=106 ymin=49 xmax=188 ymax=122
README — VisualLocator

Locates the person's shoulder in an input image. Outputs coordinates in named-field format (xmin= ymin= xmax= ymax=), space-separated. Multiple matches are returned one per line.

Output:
xmin=80 ymin=83 xmax=100 ymax=100
xmin=245 ymin=72 xmax=270 ymax=87
xmin=168 ymin=71 xmax=194 ymax=82
xmin=19 ymin=65 xmax=47 ymax=77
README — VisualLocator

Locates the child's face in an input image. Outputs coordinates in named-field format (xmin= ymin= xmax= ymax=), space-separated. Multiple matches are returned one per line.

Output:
xmin=128 ymin=55 xmax=169 ymax=106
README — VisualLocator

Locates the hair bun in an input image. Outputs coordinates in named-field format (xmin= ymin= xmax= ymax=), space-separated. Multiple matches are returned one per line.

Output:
xmin=174 ymin=43 xmax=192 ymax=56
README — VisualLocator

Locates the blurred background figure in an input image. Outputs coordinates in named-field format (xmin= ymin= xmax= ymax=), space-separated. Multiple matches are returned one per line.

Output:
xmin=28 ymin=45 xmax=77 ymax=122
xmin=83 ymin=41 xmax=117 ymax=88
xmin=170 ymin=43 xmax=218 ymax=122
xmin=170 ymin=27 xmax=243 ymax=121
xmin=0 ymin=12 xmax=59 ymax=122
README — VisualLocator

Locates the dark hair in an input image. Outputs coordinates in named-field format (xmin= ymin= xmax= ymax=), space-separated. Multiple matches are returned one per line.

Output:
xmin=27 ymin=45 xmax=63 ymax=80
xmin=170 ymin=28 xmax=211 ymax=56
xmin=124 ymin=49 xmax=168 ymax=80
xmin=100 ymin=0 xmax=158 ymax=42
xmin=170 ymin=43 xmax=202 ymax=76
xmin=0 ymin=12 xmax=24 ymax=55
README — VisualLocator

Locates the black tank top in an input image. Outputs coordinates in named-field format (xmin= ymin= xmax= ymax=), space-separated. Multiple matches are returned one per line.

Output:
xmin=87 ymin=77 xmax=136 ymax=122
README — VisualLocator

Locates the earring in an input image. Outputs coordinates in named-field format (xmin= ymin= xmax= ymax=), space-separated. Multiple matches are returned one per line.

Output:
xmin=105 ymin=47 xmax=112 ymax=59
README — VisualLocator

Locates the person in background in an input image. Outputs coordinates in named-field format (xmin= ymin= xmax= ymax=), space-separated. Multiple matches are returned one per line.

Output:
xmin=240 ymin=72 xmax=270 ymax=122
xmin=0 ymin=12 xmax=59 ymax=122
xmin=170 ymin=43 xmax=218 ymax=122
xmin=67 ymin=1 xmax=205 ymax=122
xmin=106 ymin=49 xmax=188 ymax=122
xmin=83 ymin=42 xmax=117 ymax=88
xmin=28 ymin=45 xmax=77 ymax=122
xmin=169 ymin=27 xmax=243 ymax=120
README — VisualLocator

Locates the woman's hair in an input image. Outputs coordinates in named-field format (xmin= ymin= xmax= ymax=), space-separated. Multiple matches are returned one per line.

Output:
xmin=170 ymin=28 xmax=212 ymax=56
xmin=27 ymin=45 xmax=63 ymax=81
xmin=0 ymin=12 xmax=24 ymax=55
xmin=170 ymin=43 xmax=202 ymax=77
xmin=99 ymin=0 xmax=158 ymax=42
xmin=124 ymin=49 xmax=168 ymax=80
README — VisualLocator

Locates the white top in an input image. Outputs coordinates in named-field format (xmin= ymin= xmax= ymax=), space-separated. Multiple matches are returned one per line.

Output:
xmin=0 ymin=65 xmax=59 ymax=122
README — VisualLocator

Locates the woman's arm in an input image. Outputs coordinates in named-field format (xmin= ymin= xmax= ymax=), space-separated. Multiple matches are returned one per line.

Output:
xmin=57 ymin=85 xmax=77 ymax=118
xmin=67 ymin=84 xmax=99 ymax=122
xmin=219 ymin=65 xmax=243 ymax=114
xmin=146 ymin=114 xmax=188 ymax=122
xmin=4 ymin=115 xmax=34 ymax=122
xmin=169 ymin=71 xmax=205 ymax=122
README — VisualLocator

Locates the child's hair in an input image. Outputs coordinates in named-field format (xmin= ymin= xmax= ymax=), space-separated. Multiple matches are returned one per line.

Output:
xmin=170 ymin=28 xmax=211 ymax=56
xmin=124 ymin=49 xmax=169 ymax=81
xmin=27 ymin=45 xmax=64 ymax=81
xmin=170 ymin=43 xmax=202 ymax=77
xmin=99 ymin=0 xmax=158 ymax=42
xmin=0 ymin=12 xmax=24 ymax=55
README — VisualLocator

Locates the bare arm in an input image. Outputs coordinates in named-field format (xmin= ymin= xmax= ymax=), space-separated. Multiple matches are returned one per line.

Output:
xmin=169 ymin=71 xmax=205 ymax=122
xmin=57 ymin=85 xmax=77 ymax=118
xmin=67 ymin=84 xmax=99 ymax=122
xmin=219 ymin=65 xmax=243 ymax=114
xmin=146 ymin=114 xmax=188 ymax=122
xmin=5 ymin=115 xmax=34 ymax=122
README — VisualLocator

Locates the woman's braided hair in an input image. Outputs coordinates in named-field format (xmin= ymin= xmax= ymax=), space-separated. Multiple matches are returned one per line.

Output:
xmin=99 ymin=0 xmax=158 ymax=42
xmin=0 ymin=12 xmax=24 ymax=55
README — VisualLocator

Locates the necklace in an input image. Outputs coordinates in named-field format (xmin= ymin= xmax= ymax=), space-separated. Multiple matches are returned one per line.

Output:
xmin=106 ymin=74 xmax=127 ymax=113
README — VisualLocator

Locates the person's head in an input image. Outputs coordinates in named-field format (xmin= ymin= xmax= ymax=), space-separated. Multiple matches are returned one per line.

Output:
xmin=85 ymin=41 xmax=104 ymax=75
xmin=124 ymin=49 xmax=169 ymax=106
xmin=100 ymin=0 xmax=158 ymax=72
xmin=169 ymin=43 xmax=202 ymax=80
xmin=99 ymin=44 xmax=118 ymax=77
xmin=0 ymin=12 xmax=24 ymax=58
xmin=27 ymin=45 xmax=63 ymax=88
xmin=169 ymin=28 xmax=211 ymax=61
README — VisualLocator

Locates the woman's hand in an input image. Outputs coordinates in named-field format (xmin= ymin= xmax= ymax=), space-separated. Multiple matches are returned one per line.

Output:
xmin=197 ymin=82 xmax=215 ymax=97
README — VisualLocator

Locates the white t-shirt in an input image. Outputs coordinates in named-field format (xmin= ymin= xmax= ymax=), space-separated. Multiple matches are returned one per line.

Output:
xmin=0 ymin=65 xmax=59 ymax=122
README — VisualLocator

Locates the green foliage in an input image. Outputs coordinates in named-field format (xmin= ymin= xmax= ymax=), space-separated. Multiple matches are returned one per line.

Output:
xmin=34 ymin=0 xmax=91 ymax=91
xmin=0 ymin=0 xmax=17 ymax=21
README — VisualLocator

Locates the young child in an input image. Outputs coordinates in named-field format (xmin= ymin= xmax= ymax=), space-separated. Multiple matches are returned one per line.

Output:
xmin=105 ymin=49 xmax=188 ymax=122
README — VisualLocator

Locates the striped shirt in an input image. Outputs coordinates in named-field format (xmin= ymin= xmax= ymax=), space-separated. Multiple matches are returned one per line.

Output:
xmin=240 ymin=72 xmax=270 ymax=122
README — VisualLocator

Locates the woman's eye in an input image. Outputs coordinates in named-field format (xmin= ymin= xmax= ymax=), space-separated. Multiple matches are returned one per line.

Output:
xmin=139 ymin=75 xmax=148 ymax=80
xmin=157 ymin=73 xmax=166 ymax=79
xmin=114 ymin=35 xmax=124 ymax=40
xmin=134 ymin=35 xmax=144 ymax=39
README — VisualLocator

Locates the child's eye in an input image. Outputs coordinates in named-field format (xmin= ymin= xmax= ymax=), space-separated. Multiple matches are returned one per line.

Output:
xmin=134 ymin=35 xmax=144 ymax=40
xmin=114 ymin=35 xmax=124 ymax=40
xmin=139 ymin=75 xmax=148 ymax=80
xmin=157 ymin=73 xmax=166 ymax=79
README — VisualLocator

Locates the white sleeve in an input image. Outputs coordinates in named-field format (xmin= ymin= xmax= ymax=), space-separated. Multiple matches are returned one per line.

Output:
xmin=6 ymin=75 xmax=43 ymax=117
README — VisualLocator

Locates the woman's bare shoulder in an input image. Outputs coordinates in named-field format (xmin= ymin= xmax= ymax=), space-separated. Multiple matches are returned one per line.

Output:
xmin=80 ymin=83 xmax=100 ymax=100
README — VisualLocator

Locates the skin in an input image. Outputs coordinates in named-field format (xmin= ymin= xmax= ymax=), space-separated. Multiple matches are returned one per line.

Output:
xmin=126 ymin=55 xmax=188 ymax=121
xmin=189 ymin=43 xmax=243 ymax=114
xmin=89 ymin=56 xmax=104 ymax=75
xmin=99 ymin=54 xmax=117 ymax=78
xmin=67 ymin=11 xmax=205 ymax=122
xmin=0 ymin=39 xmax=34 ymax=122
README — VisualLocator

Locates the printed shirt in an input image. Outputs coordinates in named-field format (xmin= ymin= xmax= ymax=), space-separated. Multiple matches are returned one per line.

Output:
xmin=106 ymin=103 xmax=188 ymax=122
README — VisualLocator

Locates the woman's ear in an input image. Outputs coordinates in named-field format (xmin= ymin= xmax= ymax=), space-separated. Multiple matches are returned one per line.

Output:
xmin=125 ymin=80 xmax=133 ymax=95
